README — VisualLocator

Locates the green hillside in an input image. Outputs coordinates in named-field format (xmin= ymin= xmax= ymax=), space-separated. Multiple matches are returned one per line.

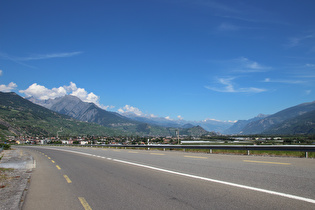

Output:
xmin=0 ymin=92 xmax=209 ymax=138
xmin=263 ymin=110 xmax=315 ymax=135
xmin=0 ymin=92 xmax=124 ymax=137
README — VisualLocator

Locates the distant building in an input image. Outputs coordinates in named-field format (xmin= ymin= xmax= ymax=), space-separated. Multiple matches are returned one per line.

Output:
xmin=40 ymin=140 xmax=47 ymax=144
xmin=62 ymin=140 xmax=73 ymax=144
xmin=80 ymin=140 xmax=89 ymax=145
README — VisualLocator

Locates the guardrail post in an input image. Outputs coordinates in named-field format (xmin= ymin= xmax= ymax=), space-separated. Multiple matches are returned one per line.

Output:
xmin=306 ymin=152 xmax=308 ymax=158
xmin=210 ymin=149 xmax=212 ymax=154
xmin=163 ymin=148 xmax=165 ymax=151
xmin=183 ymin=149 xmax=185 ymax=152
xmin=247 ymin=150 xmax=250 ymax=155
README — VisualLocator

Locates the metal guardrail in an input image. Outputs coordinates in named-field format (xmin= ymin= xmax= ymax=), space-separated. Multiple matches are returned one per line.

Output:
xmin=31 ymin=144 xmax=315 ymax=157
xmin=96 ymin=144 xmax=315 ymax=158
xmin=36 ymin=144 xmax=315 ymax=152
xmin=99 ymin=144 xmax=315 ymax=152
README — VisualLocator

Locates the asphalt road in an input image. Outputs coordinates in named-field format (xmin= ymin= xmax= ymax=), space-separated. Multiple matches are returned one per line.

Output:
xmin=21 ymin=146 xmax=315 ymax=209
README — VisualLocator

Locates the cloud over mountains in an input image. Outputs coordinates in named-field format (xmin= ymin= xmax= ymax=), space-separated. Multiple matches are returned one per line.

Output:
xmin=19 ymin=82 xmax=113 ymax=110
xmin=0 ymin=70 xmax=18 ymax=92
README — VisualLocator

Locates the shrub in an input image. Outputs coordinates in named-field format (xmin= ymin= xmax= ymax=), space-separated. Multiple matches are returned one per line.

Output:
xmin=0 ymin=143 xmax=11 ymax=150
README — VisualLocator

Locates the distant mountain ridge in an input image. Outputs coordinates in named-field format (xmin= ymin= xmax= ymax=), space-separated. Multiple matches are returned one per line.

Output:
xmin=28 ymin=94 xmax=210 ymax=136
xmin=223 ymin=114 xmax=269 ymax=134
xmin=122 ymin=112 xmax=233 ymax=133
xmin=26 ymin=93 xmax=315 ymax=135
xmin=29 ymin=95 xmax=137 ymax=127
xmin=263 ymin=110 xmax=315 ymax=134
xmin=0 ymin=92 xmax=123 ymax=136
xmin=240 ymin=101 xmax=315 ymax=134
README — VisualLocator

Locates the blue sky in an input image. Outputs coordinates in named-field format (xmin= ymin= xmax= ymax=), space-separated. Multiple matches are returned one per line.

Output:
xmin=1 ymin=0 xmax=315 ymax=122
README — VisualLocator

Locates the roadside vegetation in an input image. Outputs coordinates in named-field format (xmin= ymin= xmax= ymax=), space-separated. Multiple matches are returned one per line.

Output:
xmin=2 ymin=132 xmax=315 ymax=158
xmin=0 ymin=143 xmax=11 ymax=150
xmin=0 ymin=168 xmax=14 ymax=188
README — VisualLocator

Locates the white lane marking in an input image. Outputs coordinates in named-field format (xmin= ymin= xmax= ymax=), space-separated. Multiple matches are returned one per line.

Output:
xmin=28 ymin=147 xmax=315 ymax=204
xmin=111 ymin=158 xmax=315 ymax=204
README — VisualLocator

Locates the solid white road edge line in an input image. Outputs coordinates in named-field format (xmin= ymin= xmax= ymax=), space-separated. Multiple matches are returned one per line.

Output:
xmin=32 ymin=147 xmax=315 ymax=204
xmin=112 ymin=158 xmax=315 ymax=204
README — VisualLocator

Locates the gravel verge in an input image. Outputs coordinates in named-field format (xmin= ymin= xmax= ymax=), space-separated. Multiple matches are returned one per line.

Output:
xmin=0 ymin=148 xmax=35 ymax=210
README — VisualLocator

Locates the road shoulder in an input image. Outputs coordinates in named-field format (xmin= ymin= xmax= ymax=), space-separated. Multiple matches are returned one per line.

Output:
xmin=0 ymin=147 xmax=35 ymax=210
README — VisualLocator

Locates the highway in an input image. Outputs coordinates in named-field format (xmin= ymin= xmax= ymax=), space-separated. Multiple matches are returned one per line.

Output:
xmin=21 ymin=146 xmax=315 ymax=209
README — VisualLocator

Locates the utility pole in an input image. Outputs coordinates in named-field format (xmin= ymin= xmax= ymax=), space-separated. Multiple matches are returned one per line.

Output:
xmin=176 ymin=129 xmax=180 ymax=145
xmin=57 ymin=127 xmax=63 ymax=139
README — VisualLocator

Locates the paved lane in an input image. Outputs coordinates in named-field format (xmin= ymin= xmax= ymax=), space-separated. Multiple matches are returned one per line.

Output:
xmin=21 ymin=146 xmax=315 ymax=209
xmin=60 ymin=146 xmax=315 ymax=200
xmin=22 ymin=149 xmax=84 ymax=210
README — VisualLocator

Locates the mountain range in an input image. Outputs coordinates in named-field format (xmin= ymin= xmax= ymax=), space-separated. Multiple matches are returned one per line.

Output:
xmin=0 ymin=92 xmax=123 ymax=137
xmin=29 ymin=94 xmax=315 ymax=135
xmin=29 ymin=95 xmax=136 ymax=127
xmin=28 ymin=95 xmax=228 ymax=133
xmin=0 ymin=92 xmax=209 ymax=137
xmin=2 ymin=91 xmax=315 ymax=136
xmin=223 ymin=114 xmax=269 ymax=134
xmin=239 ymin=101 xmax=315 ymax=134
xmin=262 ymin=110 xmax=315 ymax=135
xmin=121 ymin=112 xmax=233 ymax=133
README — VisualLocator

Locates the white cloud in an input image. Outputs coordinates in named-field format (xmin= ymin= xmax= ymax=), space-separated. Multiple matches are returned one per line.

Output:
xmin=0 ymin=51 xmax=82 ymax=69
xmin=211 ymin=57 xmax=270 ymax=73
xmin=286 ymin=34 xmax=314 ymax=48
xmin=0 ymin=70 xmax=18 ymax=92
xmin=17 ymin=51 xmax=83 ymax=61
xmin=305 ymin=63 xmax=315 ymax=68
xmin=305 ymin=90 xmax=312 ymax=95
xmin=218 ymin=23 xmax=239 ymax=31
xmin=19 ymin=82 xmax=113 ymax=110
xmin=234 ymin=57 xmax=270 ymax=72
xmin=203 ymin=118 xmax=223 ymax=122
xmin=263 ymin=78 xmax=304 ymax=84
xmin=149 ymin=114 xmax=157 ymax=118
xmin=0 ymin=82 xmax=17 ymax=92
xmin=70 ymin=87 xmax=98 ymax=102
xmin=118 ymin=106 xmax=181 ymax=121
xmin=118 ymin=105 xmax=144 ymax=116
xmin=203 ymin=118 xmax=237 ymax=123
xmin=118 ymin=105 xmax=161 ymax=118
xmin=206 ymin=77 xmax=267 ymax=93
xmin=20 ymin=83 xmax=67 ymax=100
xmin=165 ymin=116 xmax=172 ymax=120
xmin=64 ymin=81 xmax=78 ymax=92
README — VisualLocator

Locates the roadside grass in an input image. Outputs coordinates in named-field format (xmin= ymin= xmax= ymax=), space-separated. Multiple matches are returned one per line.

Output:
xmin=249 ymin=150 xmax=315 ymax=158
xmin=180 ymin=149 xmax=315 ymax=158
xmin=75 ymin=145 xmax=315 ymax=158
xmin=177 ymin=148 xmax=314 ymax=158
xmin=184 ymin=148 xmax=248 ymax=155
xmin=0 ymin=168 xmax=14 ymax=188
